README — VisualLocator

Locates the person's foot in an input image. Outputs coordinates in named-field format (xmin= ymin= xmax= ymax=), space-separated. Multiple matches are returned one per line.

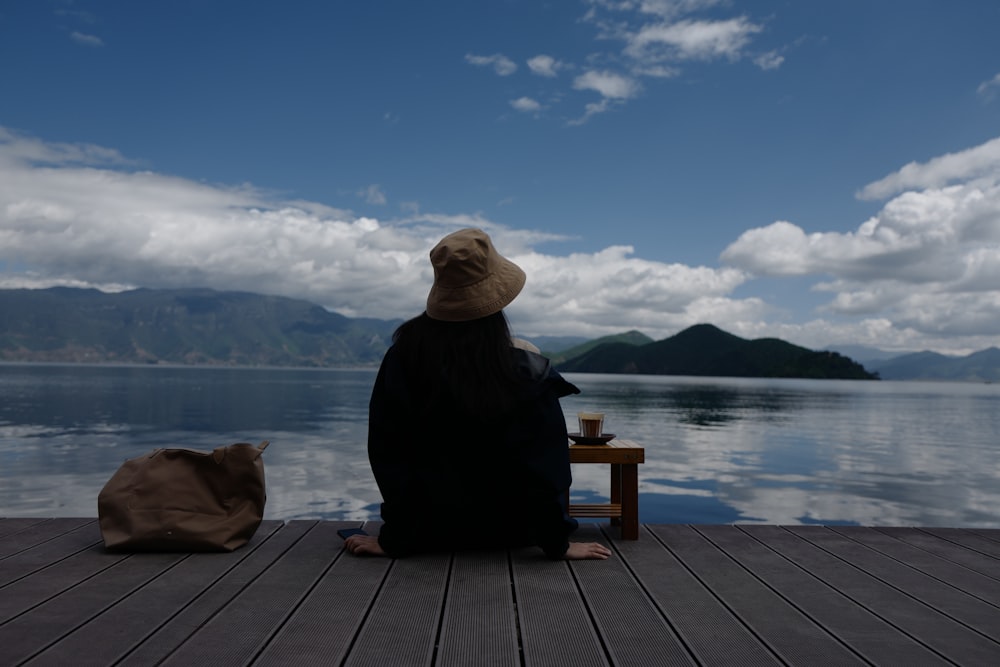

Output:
xmin=344 ymin=534 xmax=386 ymax=556
xmin=564 ymin=541 xmax=612 ymax=560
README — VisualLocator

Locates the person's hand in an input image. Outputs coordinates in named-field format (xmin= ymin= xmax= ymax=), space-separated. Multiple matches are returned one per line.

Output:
xmin=344 ymin=534 xmax=387 ymax=557
xmin=564 ymin=541 xmax=612 ymax=560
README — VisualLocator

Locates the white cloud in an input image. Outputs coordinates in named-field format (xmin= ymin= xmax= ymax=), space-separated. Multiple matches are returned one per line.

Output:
xmin=858 ymin=135 xmax=1000 ymax=200
xmin=625 ymin=17 xmax=762 ymax=63
xmin=635 ymin=0 xmax=727 ymax=19
xmin=754 ymin=50 xmax=784 ymax=70
xmin=722 ymin=135 xmax=1000 ymax=346
xmin=509 ymin=246 xmax=758 ymax=338
xmin=465 ymin=53 xmax=517 ymax=76
xmin=573 ymin=70 xmax=640 ymax=99
xmin=0 ymin=128 xmax=756 ymax=337
xmin=724 ymin=181 xmax=999 ymax=283
xmin=0 ymin=127 xmax=132 ymax=167
xmin=510 ymin=97 xmax=542 ymax=112
xmin=567 ymin=70 xmax=641 ymax=122
xmin=473 ymin=3 xmax=774 ymax=122
xmin=527 ymin=54 xmax=564 ymax=77
xmin=4 ymin=128 xmax=998 ymax=355
xmin=977 ymin=72 xmax=1000 ymax=99
xmin=358 ymin=184 xmax=387 ymax=205
xmin=70 ymin=32 xmax=104 ymax=47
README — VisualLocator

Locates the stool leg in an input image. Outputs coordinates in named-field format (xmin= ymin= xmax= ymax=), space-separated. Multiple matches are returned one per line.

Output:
xmin=621 ymin=463 xmax=639 ymax=540
xmin=610 ymin=464 xmax=622 ymax=526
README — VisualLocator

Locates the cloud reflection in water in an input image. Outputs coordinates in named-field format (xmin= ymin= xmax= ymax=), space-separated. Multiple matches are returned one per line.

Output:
xmin=1 ymin=365 xmax=998 ymax=528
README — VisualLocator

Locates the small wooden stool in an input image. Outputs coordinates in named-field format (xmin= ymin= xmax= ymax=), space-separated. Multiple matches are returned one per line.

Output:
xmin=567 ymin=439 xmax=645 ymax=539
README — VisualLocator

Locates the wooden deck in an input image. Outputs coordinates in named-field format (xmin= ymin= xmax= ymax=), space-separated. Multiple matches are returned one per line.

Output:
xmin=2 ymin=518 xmax=999 ymax=666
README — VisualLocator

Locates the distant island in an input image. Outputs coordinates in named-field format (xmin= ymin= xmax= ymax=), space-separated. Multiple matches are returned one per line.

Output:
xmin=554 ymin=323 xmax=877 ymax=380
xmin=1 ymin=287 xmax=998 ymax=381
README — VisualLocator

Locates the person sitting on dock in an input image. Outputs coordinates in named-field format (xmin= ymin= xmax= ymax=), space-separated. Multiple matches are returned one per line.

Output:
xmin=345 ymin=228 xmax=611 ymax=560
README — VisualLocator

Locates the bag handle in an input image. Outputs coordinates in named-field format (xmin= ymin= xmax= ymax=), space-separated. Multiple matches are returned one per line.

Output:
xmin=145 ymin=442 xmax=271 ymax=463
xmin=211 ymin=440 xmax=270 ymax=463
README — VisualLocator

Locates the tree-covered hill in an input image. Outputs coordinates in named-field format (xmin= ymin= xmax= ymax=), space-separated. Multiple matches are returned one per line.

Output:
xmin=543 ymin=329 xmax=653 ymax=364
xmin=556 ymin=323 xmax=877 ymax=379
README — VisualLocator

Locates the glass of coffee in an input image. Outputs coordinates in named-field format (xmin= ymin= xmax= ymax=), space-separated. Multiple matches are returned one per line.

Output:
xmin=577 ymin=412 xmax=605 ymax=438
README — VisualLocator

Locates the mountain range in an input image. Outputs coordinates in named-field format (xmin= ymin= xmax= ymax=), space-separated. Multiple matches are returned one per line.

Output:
xmin=0 ymin=287 xmax=399 ymax=367
xmin=1 ymin=287 xmax=996 ymax=381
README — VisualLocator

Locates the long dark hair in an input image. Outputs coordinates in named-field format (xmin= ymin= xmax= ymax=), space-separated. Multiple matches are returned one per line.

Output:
xmin=391 ymin=311 xmax=522 ymax=419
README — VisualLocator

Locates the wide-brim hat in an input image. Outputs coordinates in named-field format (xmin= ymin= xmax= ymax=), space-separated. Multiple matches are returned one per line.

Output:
xmin=425 ymin=228 xmax=526 ymax=322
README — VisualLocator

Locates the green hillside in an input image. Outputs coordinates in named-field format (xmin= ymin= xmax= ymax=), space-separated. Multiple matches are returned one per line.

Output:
xmin=556 ymin=323 xmax=877 ymax=379
xmin=544 ymin=329 xmax=653 ymax=364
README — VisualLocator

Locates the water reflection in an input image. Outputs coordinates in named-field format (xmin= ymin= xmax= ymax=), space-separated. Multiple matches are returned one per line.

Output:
xmin=2 ymin=364 xmax=999 ymax=528
xmin=564 ymin=373 xmax=1000 ymax=527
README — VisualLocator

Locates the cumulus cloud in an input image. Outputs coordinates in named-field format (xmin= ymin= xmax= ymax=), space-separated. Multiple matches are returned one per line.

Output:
xmin=469 ymin=2 xmax=774 ymax=123
xmin=5 ymin=128 xmax=998 ymax=354
xmin=858 ymin=136 xmax=1000 ymax=200
xmin=464 ymin=53 xmax=517 ymax=76
xmin=722 ymin=135 xmax=1000 ymax=344
xmin=510 ymin=96 xmax=542 ymax=112
xmin=512 ymin=246 xmax=751 ymax=335
xmin=527 ymin=55 xmax=564 ymax=77
xmin=625 ymin=17 xmax=762 ymax=63
xmin=573 ymin=70 xmax=641 ymax=99
xmin=567 ymin=70 xmax=642 ymax=123
xmin=0 ymin=127 xmax=132 ymax=167
xmin=0 ymin=128 xmax=759 ymax=339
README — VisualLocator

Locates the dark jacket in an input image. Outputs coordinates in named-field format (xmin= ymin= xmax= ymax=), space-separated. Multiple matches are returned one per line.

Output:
xmin=368 ymin=344 xmax=580 ymax=558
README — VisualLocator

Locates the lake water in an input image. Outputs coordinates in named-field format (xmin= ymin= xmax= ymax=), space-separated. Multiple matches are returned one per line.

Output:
xmin=2 ymin=363 xmax=999 ymax=527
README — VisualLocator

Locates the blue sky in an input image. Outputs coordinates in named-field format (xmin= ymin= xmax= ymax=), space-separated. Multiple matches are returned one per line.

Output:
xmin=2 ymin=0 xmax=999 ymax=354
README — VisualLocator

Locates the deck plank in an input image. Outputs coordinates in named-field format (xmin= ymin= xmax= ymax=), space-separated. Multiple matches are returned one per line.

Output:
xmin=0 ymin=520 xmax=102 ymax=587
xmin=116 ymin=519 xmax=317 ymax=667
xmin=25 ymin=521 xmax=285 ymax=667
xmin=437 ymin=551 xmax=519 ymax=667
xmin=4 ymin=521 xmax=999 ymax=666
xmin=787 ymin=526 xmax=1000 ymax=642
xmin=652 ymin=524 xmax=866 ymax=666
xmin=0 ymin=537 xmax=130 ymax=624
xmin=253 ymin=521 xmax=391 ymax=666
xmin=874 ymin=527 xmax=1000 ymax=580
xmin=343 ymin=553 xmax=450 ymax=666
xmin=0 ymin=546 xmax=186 ymax=665
xmin=698 ymin=524 xmax=949 ymax=665
xmin=0 ymin=518 xmax=95 ymax=563
xmin=614 ymin=525 xmax=780 ymax=666
xmin=154 ymin=521 xmax=345 ymax=667
xmin=511 ymin=547 xmax=609 ymax=667
xmin=0 ymin=518 xmax=48 ymax=539
xmin=571 ymin=524 xmax=695 ymax=667
xmin=921 ymin=527 xmax=1000 ymax=559
xmin=966 ymin=528 xmax=1000 ymax=544
xmin=749 ymin=525 xmax=1000 ymax=665
xmin=834 ymin=526 xmax=1000 ymax=605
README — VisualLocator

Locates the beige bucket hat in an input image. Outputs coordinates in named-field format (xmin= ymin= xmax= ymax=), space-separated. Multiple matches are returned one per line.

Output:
xmin=425 ymin=228 xmax=526 ymax=322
